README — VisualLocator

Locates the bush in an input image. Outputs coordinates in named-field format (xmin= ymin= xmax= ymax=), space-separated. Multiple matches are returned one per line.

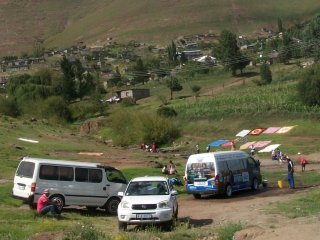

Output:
xmin=157 ymin=106 xmax=177 ymax=117
xmin=69 ymin=99 xmax=105 ymax=120
xmin=121 ymin=97 xmax=136 ymax=106
xmin=40 ymin=96 xmax=72 ymax=122
xmin=63 ymin=222 xmax=107 ymax=240
xmin=259 ymin=63 xmax=272 ymax=85
xmin=109 ymin=110 xmax=180 ymax=146
xmin=0 ymin=96 xmax=20 ymax=117
xmin=297 ymin=63 xmax=320 ymax=106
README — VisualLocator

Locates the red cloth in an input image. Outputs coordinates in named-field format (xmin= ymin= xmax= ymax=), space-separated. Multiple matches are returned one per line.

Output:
xmin=37 ymin=194 xmax=48 ymax=213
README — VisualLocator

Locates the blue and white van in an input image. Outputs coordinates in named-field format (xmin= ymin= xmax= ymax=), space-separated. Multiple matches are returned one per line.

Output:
xmin=184 ymin=151 xmax=262 ymax=198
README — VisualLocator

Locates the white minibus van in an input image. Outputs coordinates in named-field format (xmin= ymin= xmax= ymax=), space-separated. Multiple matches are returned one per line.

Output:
xmin=185 ymin=151 xmax=262 ymax=198
xmin=12 ymin=157 xmax=127 ymax=215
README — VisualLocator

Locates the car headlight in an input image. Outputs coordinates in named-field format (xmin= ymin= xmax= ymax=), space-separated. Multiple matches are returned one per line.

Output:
xmin=158 ymin=200 xmax=170 ymax=209
xmin=120 ymin=201 xmax=131 ymax=209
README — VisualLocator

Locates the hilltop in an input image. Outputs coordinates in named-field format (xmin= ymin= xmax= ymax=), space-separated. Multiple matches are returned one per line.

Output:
xmin=1 ymin=0 xmax=320 ymax=55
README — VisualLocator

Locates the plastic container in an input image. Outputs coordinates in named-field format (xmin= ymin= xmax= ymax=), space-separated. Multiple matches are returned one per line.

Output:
xmin=278 ymin=180 xmax=284 ymax=188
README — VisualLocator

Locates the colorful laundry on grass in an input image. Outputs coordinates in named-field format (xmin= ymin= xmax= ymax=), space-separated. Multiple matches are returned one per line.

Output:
xmin=208 ymin=139 xmax=229 ymax=147
xmin=262 ymin=127 xmax=281 ymax=134
xmin=239 ymin=141 xmax=256 ymax=150
xmin=252 ymin=141 xmax=271 ymax=148
xmin=236 ymin=130 xmax=251 ymax=137
xmin=259 ymin=144 xmax=281 ymax=153
xmin=276 ymin=126 xmax=296 ymax=134
xmin=248 ymin=128 xmax=267 ymax=136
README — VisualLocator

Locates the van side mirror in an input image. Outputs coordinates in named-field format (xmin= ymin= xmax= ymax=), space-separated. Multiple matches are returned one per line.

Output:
xmin=171 ymin=190 xmax=178 ymax=195
xmin=118 ymin=192 xmax=124 ymax=197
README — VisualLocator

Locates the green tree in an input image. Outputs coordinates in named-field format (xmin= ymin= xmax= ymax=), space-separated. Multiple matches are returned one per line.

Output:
xmin=132 ymin=58 xmax=149 ymax=84
xmin=277 ymin=18 xmax=283 ymax=33
xmin=279 ymin=33 xmax=292 ymax=64
xmin=191 ymin=85 xmax=201 ymax=98
xmin=216 ymin=30 xmax=250 ymax=75
xmin=259 ymin=63 xmax=272 ymax=85
xmin=60 ymin=56 xmax=77 ymax=101
xmin=167 ymin=41 xmax=178 ymax=66
xmin=297 ymin=63 xmax=320 ymax=106
xmin=166 ymin=77 xmax=183 ymax=100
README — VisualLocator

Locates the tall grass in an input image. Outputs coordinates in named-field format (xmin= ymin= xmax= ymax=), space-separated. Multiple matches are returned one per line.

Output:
xmin=174 ymin=82 xmax=320 ymax=119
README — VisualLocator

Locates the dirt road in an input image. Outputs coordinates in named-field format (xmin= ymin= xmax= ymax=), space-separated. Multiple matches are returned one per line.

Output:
xmin=179 ymin=185 xmax=320 ymax=240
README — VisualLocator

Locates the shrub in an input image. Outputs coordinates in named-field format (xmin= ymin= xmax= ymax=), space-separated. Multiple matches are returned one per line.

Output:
xmin=297 ymin=63 xmax=320 ymax=106
xmin=40 ymin=96 xmax=72 ymax=122
xmin=0 ymin=96 xmax=20 ymax=117
xmin=109 ymin=110 xmax=180 ymax=146
xmin=63 ymin=222 xmax=107 ymax=240
xmin=259 ymin=63 xmax=272 ymax=85
xmin=157 ymin=106 xmax=177 ymax=117
xmin=121 ymin=97 xmax=136 ymax=106
xmin=69 ymin=99 xmax=105 ymax=120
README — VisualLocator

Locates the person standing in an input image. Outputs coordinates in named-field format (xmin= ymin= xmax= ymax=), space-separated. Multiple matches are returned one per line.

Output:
xmin=196 ymin=144 xmax=200 ymax=154
xmin=206 ymin=145 xmax=211 ymax=152
xmin=286 ymin=156 xmax=295 ymax=189
xmin=37 ymin=189 xmax=61 ymax=216
xmin=298 ymin=152 xmax=308 ymax=172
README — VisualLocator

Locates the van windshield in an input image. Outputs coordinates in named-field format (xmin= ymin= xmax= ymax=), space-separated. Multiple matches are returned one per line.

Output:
xmin=187 ymin=162 xmax=215 ymax=180
xmin=16 ymin=161 xmax=35 ymax=178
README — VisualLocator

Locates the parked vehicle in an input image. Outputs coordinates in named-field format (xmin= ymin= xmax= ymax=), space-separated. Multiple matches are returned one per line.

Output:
xmin=117 ymin=176 xmax=178 ymax=231
xmin=184 ymin=151 xmax=262 ymax=198
xmin=12 ymin=157 xmax=127 ymax=215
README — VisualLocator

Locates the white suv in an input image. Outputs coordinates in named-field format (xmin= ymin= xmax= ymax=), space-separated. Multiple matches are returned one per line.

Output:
xmin=117 ymin=176 xmax=178 ymax=231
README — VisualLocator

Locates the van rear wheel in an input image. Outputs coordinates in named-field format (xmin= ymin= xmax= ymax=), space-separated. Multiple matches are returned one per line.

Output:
xmin=252 ymin=178 xmax=259 ymax=190
xmin=105 ymin=197 xmax=120 ymax=215
xmin=193 ymin=194 xmax=201 ymax=199
xmin=50 ymin=195 xmax=64 ymax=212
xmin=225 ymin=184 xmax=232 ymax=197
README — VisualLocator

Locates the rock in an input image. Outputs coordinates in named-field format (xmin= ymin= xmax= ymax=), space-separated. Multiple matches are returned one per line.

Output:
xmin=79 ymin=119 xmax=103 ymax=134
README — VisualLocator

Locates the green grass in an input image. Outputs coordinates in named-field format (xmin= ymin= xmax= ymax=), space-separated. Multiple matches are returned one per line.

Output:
xmin=272 ymin=189 xmax=320 ymax=218
xmin=262 ymin=170 xmax=320 ymax=188
xmin=216 ymin=222 xmax=242 ymax=240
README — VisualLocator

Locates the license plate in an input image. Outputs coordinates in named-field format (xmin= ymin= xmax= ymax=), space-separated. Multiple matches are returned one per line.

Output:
xmin=194 ymin=181 xmax=206 ymax=186
xmin=136 ymin=214 xmax=152 ymax=219
xmin=18 ymin=185 xmax=25 ymax=190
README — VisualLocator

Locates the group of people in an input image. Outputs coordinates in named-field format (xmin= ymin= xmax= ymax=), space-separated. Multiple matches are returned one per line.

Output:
xmin=140 ymin=142 xmax=158 ymax=153
xmin=275 ymin=151 xmax=309 ymax=189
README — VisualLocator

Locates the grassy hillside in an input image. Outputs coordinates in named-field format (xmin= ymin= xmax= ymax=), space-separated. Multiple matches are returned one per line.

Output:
xmin=1 ymin=0 xmax=320 ymax=55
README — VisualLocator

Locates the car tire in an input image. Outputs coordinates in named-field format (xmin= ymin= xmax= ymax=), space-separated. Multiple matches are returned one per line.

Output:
xmin=105 ymin=197 xmax=120 ymax=215
xmin=252 ymin=178 xmax=259 ymax=190
xmin=162 ymin=220 xmax=173 ymax=231
xmin=50 ymin=195 xmax=64 ymax=212
xmin=193 ymin=193 xmax=201 ymax=199
xmin=118 ymin=221 xmax=127 ymax=231
xmin=225 ymin=184 xmax=232 ymax=197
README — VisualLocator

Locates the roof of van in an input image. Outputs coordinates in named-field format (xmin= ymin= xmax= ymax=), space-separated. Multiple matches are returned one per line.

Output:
xmin=187 ymin=151 xmax=249 ymax=164
xmin=21 ymin=156 xmax=101 ymax=168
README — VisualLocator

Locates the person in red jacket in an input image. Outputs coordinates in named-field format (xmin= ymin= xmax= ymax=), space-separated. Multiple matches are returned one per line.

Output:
xmin=37 ymin=189 xmax=60 ymax=216
xmin=298 ymin=152 xmax=308 ymax=172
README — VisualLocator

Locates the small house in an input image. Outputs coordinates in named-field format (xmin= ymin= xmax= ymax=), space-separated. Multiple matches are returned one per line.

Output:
xmin=116 ymin=89 xmax=150 ymax=101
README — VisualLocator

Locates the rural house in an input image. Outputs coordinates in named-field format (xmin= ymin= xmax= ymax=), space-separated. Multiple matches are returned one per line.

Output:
xmin=116 ymin=89 xmax=150 ymax=101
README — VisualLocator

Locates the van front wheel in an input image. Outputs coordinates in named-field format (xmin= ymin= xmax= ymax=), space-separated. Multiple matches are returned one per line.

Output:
xmin=225 ymin=184 xmax=232 ymax=197
xmin=105 ymin=197 xmax=120 ymax=215
xmin=252 ymin=178 xmax=259 ymax=190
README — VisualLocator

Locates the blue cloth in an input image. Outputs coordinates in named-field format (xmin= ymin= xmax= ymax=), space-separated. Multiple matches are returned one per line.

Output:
xmin=208 ymin=140 xmax=229 ymax=147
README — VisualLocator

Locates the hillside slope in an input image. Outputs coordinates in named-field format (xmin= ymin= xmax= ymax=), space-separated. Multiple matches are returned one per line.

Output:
xmin=1 ymin=0 xmax=320 ymax=55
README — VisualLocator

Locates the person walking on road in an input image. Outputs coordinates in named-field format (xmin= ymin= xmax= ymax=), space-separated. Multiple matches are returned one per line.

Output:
xmin=286 ymin=156 xmax=295 ymax=189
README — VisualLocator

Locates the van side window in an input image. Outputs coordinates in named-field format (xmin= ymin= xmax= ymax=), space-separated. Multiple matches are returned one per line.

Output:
xmin=75 ymin=168 xmax=103 ymax=183
xmin=75 ymin=168 xmax=88 ymax=182
xmin=106 ymin=169 xmax=127 ymax=184
xmin=59 ymin=166 xmax=74 ymax=181
xmin=89 ymin=169 xmax=102 ymax=183
xmin=39 ymin=165 xmax=59 ymax=180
